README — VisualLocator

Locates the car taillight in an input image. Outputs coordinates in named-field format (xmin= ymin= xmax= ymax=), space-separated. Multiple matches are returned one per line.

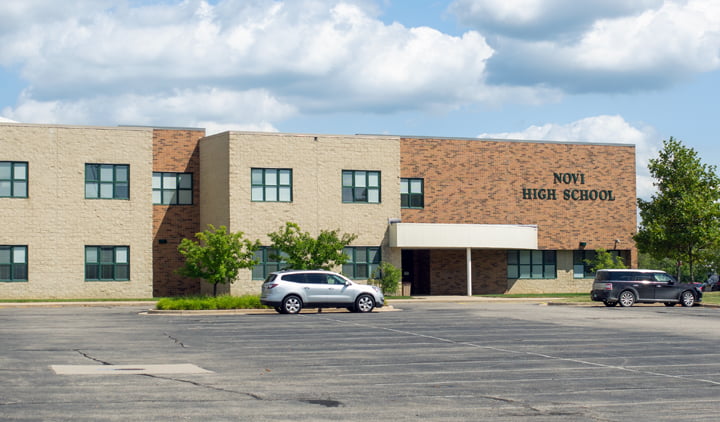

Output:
xmin=265 ymin=283 xmax=279 ymax=289
xmin=601 ymin=283 xmax=613 ymax=290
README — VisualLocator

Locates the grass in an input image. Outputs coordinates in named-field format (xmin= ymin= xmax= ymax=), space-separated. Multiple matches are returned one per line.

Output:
xmin=155 ymin=295 xmax=271 ymax=310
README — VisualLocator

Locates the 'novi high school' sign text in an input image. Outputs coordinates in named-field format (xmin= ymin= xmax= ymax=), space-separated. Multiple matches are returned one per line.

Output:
xmin=522 ymin=173 xmax=616 ymax=201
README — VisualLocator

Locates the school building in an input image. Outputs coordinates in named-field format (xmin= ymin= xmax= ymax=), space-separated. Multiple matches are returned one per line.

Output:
xmin=0 ymin=122 xmax=637 ymax=299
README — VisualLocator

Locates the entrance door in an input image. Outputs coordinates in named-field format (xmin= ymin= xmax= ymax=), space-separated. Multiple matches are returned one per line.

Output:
xmin=402 ymin=250 xmax=431 ymax=295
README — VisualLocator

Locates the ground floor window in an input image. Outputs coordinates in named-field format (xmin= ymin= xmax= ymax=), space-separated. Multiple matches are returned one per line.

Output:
xmin=507 ymin=250 xmax=556 ymax=279
xmin=252 ymin=247 xmax=287 ymax=280
xmin=0 ymin=246 xmax=27 ymax=281
xmin=573 ymin=249 xmax=622 ymax=278
xmin=342 ymin=247 xmax=381 ymax=279
xmin=85 ymin=246 xmax=129 ymax=281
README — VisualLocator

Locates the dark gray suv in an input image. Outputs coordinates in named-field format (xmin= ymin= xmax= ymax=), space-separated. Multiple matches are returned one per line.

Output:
xmin=590 ymin=269 xmax=702 ymax=307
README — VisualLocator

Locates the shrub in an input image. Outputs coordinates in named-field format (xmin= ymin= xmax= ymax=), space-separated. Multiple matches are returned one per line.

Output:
xmin=156 ymin=295 xmax=269 ymax=310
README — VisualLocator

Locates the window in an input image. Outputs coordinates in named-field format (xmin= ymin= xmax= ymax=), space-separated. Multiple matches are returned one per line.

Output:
xmin=342 ymin=247 xmax=381 ymax=279
xmin=0 ymin=246 xmax=27 ymax=282
xmin=0 ymin=161 xmax=28 ymax=198
xmin=85 ymin=246 xmax=130 ymax=281
xmin=573 ymin=250 xmax=622 ymax=278
xmin=252 ymin=247 xmax=287 ymax=280
xmin=85 ymin=164 xmax=129 ymax=199
xmin=507 ymin=250 xmax=556 ymax=279
xmin=251 ymin=168 xmax=292 ymax=202
xmin=153 ymin=172 xmax=192 ymax=205
xmin=342 ymin=170 xmax=380 ymax=203
xmin=401 ymin=178 xmax=424 ymax=208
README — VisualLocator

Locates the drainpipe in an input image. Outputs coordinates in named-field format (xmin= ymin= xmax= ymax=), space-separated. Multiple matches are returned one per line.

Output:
xmin=467 ymin=247 xmax=472 ymax=296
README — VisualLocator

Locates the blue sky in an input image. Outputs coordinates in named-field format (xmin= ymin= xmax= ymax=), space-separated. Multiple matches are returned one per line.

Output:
xmin=1 ymin=0 xmax=719 ymax=198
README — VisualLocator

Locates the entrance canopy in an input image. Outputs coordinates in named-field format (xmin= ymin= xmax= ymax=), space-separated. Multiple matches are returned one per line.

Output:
xmin=389 ymin=223 xmax=538 ymax=249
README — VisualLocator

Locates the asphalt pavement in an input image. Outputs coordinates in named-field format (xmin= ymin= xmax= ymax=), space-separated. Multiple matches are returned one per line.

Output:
xmin=1 ymin=301 xmax=719 ymax=421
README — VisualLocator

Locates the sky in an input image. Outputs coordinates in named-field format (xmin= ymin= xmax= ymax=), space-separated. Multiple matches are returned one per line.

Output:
xmin=0 ymin=0 xmax=719 ymax=199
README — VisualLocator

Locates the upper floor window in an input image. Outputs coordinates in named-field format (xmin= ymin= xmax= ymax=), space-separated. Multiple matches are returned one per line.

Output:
xmin=342 ymin=170 xmax=380 ymax=203
xmin=85 ymin=246 xmax=129 ymax=281
xmin=251 ymin=168 xmax=292 ymax=202
xmin=85 ymin=164 xmax=129 ymax=199
xmin=342 ymin=246 xmax=381 ymax=279
xmin=0 ymin=246 xmax=27 ymax=282
xmin=507 ymin=250 xmax=556 ymax=279
xmin=0 ymin=161 xmax=28 ymax=198
xmin=401 ymin=178 xmax=424 ymax=208
xmin=153 ymin=172 xmax=192 ymax=205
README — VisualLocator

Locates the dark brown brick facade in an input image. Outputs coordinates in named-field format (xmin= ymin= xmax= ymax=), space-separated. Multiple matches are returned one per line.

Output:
xmin=401 ymin=137 xmax=638 ymax=294
xmin=152 ymin=128 xmax=204 ymax=297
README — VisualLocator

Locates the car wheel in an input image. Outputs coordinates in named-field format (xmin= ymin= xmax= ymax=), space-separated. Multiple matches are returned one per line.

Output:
xmin=355 ymin=294 xmax=375 ymax=313
xmin=680 ymin=290 xmax=695 ymax=307
xmin=282 ymin=295 xmax=303 ymax=314
xmin=618 ymin=290 xmax=636 ymax=307
xmin=664 ymin=302 xmax=676 ymax=307
xmin=603 ymin=301 xmax=617 ymax=307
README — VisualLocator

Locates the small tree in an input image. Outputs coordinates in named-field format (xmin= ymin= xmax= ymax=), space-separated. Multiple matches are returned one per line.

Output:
xmin=370 ymin=261 xmax=402 ymax=295
xmin=267 ymin=222 xmax=357 ymax=270
xmin=585 ymin=248 xmax=626 ymax=273
xmin=177 ymin=224 xmax=261 ymax=296
xmin=635 ymin=137 xmax=720 ymax=282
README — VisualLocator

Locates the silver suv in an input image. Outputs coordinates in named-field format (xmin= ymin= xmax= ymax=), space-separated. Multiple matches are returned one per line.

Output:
xmin=260 ymin=270 xmax=384 ymax=314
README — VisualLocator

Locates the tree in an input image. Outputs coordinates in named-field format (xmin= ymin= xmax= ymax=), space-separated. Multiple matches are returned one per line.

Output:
xmin=267 ymin=222 xmax=358 ymax=270
xmin=585 ymin=248 xmax=626 ymax=273
xmin=634 ymin=137 xmax=720 ymax=282
xmin=369 ymin=261 xmax=402 ymax=295
xmin=177 ymin=224 xmax=261 ymax=296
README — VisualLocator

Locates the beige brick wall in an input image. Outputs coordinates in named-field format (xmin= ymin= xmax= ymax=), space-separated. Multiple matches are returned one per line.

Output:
xmin=0 ymin=123 xmax=153 ymax=299
xmin=200 ymin=132 xmax=402 ymax=295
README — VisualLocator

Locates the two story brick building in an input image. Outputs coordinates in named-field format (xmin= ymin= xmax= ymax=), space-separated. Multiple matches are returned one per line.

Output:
xmin=0 ymin=122 xmax=637 ymax=299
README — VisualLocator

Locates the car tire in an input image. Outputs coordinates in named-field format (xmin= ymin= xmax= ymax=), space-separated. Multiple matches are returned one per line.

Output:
xmin=680 ymin=290 xmax=695 ymax=307
xmin=281 ymin=295 xmax=303 ymax=314
xmin=355 ymin=294 xmax=375 ymax=313
xmin=618 ymin=290 xmax=636 ymax=307
xmin=664 ymin=302 xmax=676 ymax=307
xmin=603 ymin=301 xmax=617 ymax=307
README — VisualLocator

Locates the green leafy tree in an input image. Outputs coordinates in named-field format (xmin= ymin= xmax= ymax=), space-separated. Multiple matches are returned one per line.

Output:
xmin=634 ymin=137 xmax=720 ymax=282
xmin=585 ymin=248 xmax=626 ymax=273
xmin=267 ymin=222 xmax=358 ymax=270
xmin=370 ymin=261 xmax=402 ymax=295
xmin=177 ymin=225 xmax=261 ymax=296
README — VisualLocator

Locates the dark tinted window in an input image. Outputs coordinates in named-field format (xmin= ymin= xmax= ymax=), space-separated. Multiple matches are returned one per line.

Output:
xmin=305 ymin=274 xmax=327 ymax=284
xmin=283 ymin=273 xmax=307 ymax=283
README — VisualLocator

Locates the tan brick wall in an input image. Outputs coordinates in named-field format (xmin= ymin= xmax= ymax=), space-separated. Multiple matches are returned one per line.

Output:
xmin=0 ymin=123 xmax=153 ymax=299
xmin=152 ymin=128 xmax=205 ymax=297
xmin=201 ymin=132 xmax=402 ymax=295
xmin=402 ymin=137 xmax=638 ymax=293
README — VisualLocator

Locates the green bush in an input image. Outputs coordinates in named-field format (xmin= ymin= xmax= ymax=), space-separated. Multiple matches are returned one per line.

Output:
xmin=369 ymin=261 xmax=402 ymax=295
xmin=156 ymin=295 xmax=270 ymax=310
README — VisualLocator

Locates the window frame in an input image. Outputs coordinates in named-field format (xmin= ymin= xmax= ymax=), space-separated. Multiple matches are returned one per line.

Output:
xmin=252 ymin=247 xmax=288 ymax=280
xmin=507 ymin=250 xmax=557 ymax=279
xmin=152 ymin=172 xmax=193 ymax=205
xmin=401 ymin=177 xmax=424 ymax=209
xmin=0 ymin=161 xmax=28 ymax=198
xmin=573 ymin=250 xmax=622 ymax=278
xmin=85 ymin=164 xmax=130 ymax=200
xmin=342 ymin=246 xmax=381 ymax=279
xmin=342 ymin=170 xmax=381 ymax=204
xmin=251 ymin=168 xmax=293 ymax=202
xmin=85 ymin=246 xmax=130 ymax=281
xmin=0 ymin=245 xmax=28 ymax=282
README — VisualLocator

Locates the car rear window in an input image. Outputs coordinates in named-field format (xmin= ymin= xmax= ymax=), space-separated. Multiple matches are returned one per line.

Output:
xmin=283 ymin=273 xmax=307 ymax=283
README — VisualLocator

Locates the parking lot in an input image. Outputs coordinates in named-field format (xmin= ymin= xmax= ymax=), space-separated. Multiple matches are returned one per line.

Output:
xmin=2 ymin=301 xmax=720 ymax=421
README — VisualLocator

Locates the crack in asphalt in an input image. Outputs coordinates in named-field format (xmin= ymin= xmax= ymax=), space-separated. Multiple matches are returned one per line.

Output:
xmin=164 ymin=332 xmax=186 ymax=348
xmin=74 ymin=349 xmax=112 ymax=365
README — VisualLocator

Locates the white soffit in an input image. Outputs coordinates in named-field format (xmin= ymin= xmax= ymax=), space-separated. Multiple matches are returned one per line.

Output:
xmin=389 ymin=223 xmax=538 ymax=249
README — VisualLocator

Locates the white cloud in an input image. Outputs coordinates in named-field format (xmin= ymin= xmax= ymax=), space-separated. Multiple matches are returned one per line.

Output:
xmin=0 ymin=0 xmax=503 ymax=128
xmin=478 ymin=115 xmax=660 ymax=199
xmin=451 ymin=0 xmax=720 ymax=92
